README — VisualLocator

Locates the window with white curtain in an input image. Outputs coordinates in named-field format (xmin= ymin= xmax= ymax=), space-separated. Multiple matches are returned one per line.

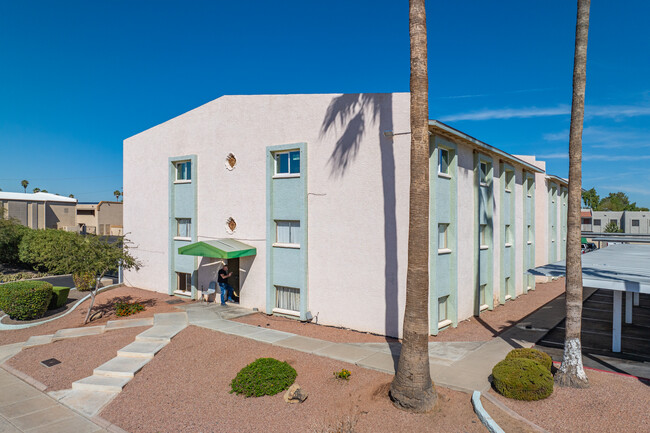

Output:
xmin=176 ymin=218 xmax=191 ymax=239
xmin=275 ymin=220 xmax=300 ymax=246
xmin=275 ymin=286 xmax=300 ymax=312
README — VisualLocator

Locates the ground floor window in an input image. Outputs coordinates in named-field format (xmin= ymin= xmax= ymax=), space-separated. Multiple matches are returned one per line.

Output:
xmin=479 ymin=284 xmax=488 ymax=311
xmin=438 ymin=296 xmax=449 ymax=322
xmin=177 ymin=272 xmax=191 ymax=293
xmin=275 ymin=286 xmax=300 ymax=313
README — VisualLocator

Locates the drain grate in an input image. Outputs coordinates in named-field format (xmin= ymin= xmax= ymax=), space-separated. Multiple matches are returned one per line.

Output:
xmin=41 ymin=358 xmax=61 ymax=368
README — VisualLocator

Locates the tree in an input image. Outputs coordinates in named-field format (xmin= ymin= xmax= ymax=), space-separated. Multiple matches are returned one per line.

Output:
xmin=598 ymin=191 xmax=648 ymax=212
xmin=113 ymin=190 xmax=122 ymax=202
xmin=69 ymin=194 xmax=75 ymax=198
xmin=41 ymin=189 xmax=48 ymax=193
xmin=581 ymin=188 xmax=599 ymax=209
xmin=21 ymin=180 xmax=29 ymax=193
xmin=390 ymin=0 xmax=436 ymax=412
xmin=32 ymin=188 xmax=41 ymax=194
xmin=556 ymin=0 xmax=590 ymax=389
xmin=603 ymin=220 xmax=622 ymax=233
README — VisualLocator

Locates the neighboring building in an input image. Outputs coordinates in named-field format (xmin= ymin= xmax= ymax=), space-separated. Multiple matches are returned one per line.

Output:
xmin=581 ymin=208 xmax=592 ymax=232
xmin=0 ymin=192 xmax=77 ymax=230
xmin=584 ymin=210 xmax=650 ymax=234
xmin=77 ymin=201 xmax=124 ymax=236
xmin=123 ymin=93 xmax=566 ymax=338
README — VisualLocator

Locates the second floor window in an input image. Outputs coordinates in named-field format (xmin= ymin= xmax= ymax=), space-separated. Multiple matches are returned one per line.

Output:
xmin=176 ymin=161 xmax=191 ymax=181
xmin=276 ymin=220 xmax=300 ymax=245
xmin=275 ymin=150 xmax=300 ymax=176
xmin=439 ymin=148 xmax=450 ymax=175
xmin=176 ymin=218 xmax=191 ymax=238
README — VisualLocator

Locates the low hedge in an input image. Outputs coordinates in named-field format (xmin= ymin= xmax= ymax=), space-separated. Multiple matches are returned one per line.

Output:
xmin=48 ymin=286 xmax=70 ymax=310
xmin=230 ymin=358 xmax=297 ymax=397
xmin=492 ymin=358 xmax=553 ymax=401
xmin=505 ymin=348 xmax=553 ymax=371
xmin=0 ymin=281 xmax=53 ymax=320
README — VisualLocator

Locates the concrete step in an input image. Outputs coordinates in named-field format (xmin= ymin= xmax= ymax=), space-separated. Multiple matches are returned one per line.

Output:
xmin=72 ymin=375 xmax=132 ymax=393
xmin=153 ymin=312 xmax=188 ymax=326
xmin=117 ymin=341 xmax=168 ymax=359
xmin=56 ymin=388 xmax=120 ymax=418
xmin=105 ymin=317 xmax=154 ymax=330
xmin=94 ymin=356 xmax=151 ymax=378
xmin=24 ymin=334 xmax=54 ymax=348
xmin=53 ymin=326 xmax=105 ymax=340
xmin=135 ymin=324 xmax=187 ymax=343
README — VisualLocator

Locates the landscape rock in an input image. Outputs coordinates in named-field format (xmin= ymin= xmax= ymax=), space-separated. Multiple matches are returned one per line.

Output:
xmin=283 ymin=384 xmax=308 ymax=404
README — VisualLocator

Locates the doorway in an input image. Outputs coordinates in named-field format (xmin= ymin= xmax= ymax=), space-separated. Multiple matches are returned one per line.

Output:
xmin=227 ymin=257 xmax=240 ymax=299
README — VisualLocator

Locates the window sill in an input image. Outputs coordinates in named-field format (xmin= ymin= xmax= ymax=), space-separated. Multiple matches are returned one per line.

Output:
xmin=438 ymin=173 xmax=452 ymax=180
xmin=480 ymin=245 xmax=489 ymax=250
xmin=480 ymin=304 xmax=489 ymax=312
xmin=174 ymin=237 xmax=192 ymax=241
xmin=273 ymin=174 xmax=300 ymax=179
xmin=480 ymin=182 xmax=488 ymax=187
xmin=505 ymin=189 xmax=511 ymax=193
xmin=272 ymin=243 xmax=300 ymax=249
xmin=505 ymin=243 xmax=512 ymax=248
xmin=174 ymin=180 xmax=192 ymax=184
xmin=173 ymin=290 xmax=193 ymax=297
xmin=438 ymin=319 xmax=452 ymax=330
xmin=273 ymin=307 xmax=300 ymax=317
xmin=527 ymin=194 xmax=532 ymax=198
xmin=438 ymin=248 xmax=452 ymax=255
xmin=527 ymin=241 xmax=532 ymax=245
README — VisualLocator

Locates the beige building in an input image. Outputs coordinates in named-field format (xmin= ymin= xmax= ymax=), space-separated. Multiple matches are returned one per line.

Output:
xmin=77 ymin=201 xmax=123 ymax=236
xmin=0 ymin=192 xmax=77 ymax=230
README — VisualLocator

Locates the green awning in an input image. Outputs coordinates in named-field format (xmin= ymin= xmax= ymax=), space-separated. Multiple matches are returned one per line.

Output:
xmin=178 ymin=239 xmax=257 ymax=259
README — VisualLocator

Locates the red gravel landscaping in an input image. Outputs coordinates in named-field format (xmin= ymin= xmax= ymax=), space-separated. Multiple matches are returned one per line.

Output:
xmin=490 ymin=368 xmax=650 ymax=433
xmin=235 ymin=278 xmax=567 ymax=344
xmin=5 ymin=326 xmax=148 ymax=391
xmin=101 ymin=326 xmax=488 ymax=433
xmin=0 ymin=286 xmax=193 ymax=345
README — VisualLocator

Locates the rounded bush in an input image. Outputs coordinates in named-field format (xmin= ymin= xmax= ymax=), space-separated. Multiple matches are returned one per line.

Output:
xmin=73 ymin=272 xmax=96 ymax=292
xmin=505 ymin=348 xmax=553 ymax=371
xmin=230 ymin=358 xmax=297 ymax=397
xmin=492 ymin=358 xmax=553 ymax=401
xmin=0 ymin=281 xmax=53 ymax=320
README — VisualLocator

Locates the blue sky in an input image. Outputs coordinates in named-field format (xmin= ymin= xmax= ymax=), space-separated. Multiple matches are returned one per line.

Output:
xmin=1 ymin=1 xmax=649 ymax=205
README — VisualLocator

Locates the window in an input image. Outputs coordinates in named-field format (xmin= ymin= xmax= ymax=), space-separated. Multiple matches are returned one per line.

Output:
xmin=610 ymin=220 xmax=618 ymax=227
xmin=275 ymin=286 xmax=300 ymax=313
xmin=480 ymin=224 xmax=488 ymax=248
xmin=275 ymin=220 xmax=300 ymax=246
xmin=505 ymin=224 xmax=512 ymax=246
xmin=593 ymin=219 xmax=601 ymax=226
xmin=177 ymin=272 xmax=191 ymax=293
xmin=275 ymin=150 xmax=300 ymax=176
xmin=551 ymin=187 xmax=557 ymax=203
xmin=438 ymin=223 xmax=449 ymax=251
xmin=479 ymin=162 xmax=488 ymax=185
xmin=438 ymin=296 xmax=449 ymax=322
xmin=504 ymin=170 xmax=514 ymax=192
xmin=581 ymin=218 xmax=590 ymax=225
xmin=175 ymin=161 xmax=191 ymax=182
xmin=632 ymin=219 xmax=640 ymax=227
xmin=527 ymin=177 xmax=534 ymax=197
xmin=438 ymin=148 xmax=450 ymax=175
xmin=479 ymin=284 xmax=487 ymax=307
xmin=527 ymin=225 xmax=533 ymax=244
xmin=176 ymin=218 xmax=191 ymax=239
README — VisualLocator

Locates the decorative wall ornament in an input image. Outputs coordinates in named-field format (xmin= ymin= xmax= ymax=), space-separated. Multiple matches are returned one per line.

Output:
xmin=225 ymin=153 xmax=237 ymax=170
xmin=226 ymin=217 xmax=237 ymax=234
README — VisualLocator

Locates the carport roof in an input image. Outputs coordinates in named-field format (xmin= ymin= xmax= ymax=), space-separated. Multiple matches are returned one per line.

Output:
xmin=529 ymin=244 xmax=650 ymax=293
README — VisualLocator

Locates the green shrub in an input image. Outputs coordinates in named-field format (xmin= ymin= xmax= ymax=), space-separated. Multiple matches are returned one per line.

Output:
xmin=73 ymin=272 xmax=96 ymax=292
xmin=48 ymin=286 xmax=70 ymax=310
xmin=0 ymin=219 xmax=31 ymax=265
xmin=505 ymin=348 xmax=553 ymax=371
xmin=0 ymin=281 xmax=53 ymax=320
xmin=492 ymin=358 xmax=553 ymax=401
xmin=230 ymin=358 xmax=297 ymax=397
xmin=115 ymin=302 xmax=145 ymax=317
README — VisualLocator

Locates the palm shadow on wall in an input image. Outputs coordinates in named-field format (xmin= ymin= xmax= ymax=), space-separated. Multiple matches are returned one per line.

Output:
xmin=320 ymin=93 xmax=401 ymax=368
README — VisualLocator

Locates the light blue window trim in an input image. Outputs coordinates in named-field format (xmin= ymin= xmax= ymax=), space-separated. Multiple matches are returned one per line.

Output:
xmin=523 ymin=171 xmax=536 ymax=293
xmin=548 ymin=181 xmax=559 ymax=263
xmin=168 ymin=154 xmax=198 ymax=298
xmin=266 ymin=142 xmax=308 ymax=320
xmin=474 ymin=153 xmax=494 ymax=315
xmin=499 ymin=162 xmax=516 ymax=304
xmin=429 ymin=135 xmax=458 ymax=335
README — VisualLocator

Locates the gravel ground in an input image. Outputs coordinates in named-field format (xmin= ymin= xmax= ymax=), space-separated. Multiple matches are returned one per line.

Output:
xmin=235 ymin=279 xmax=566 ymax=344
xmin=0 ymin=286 xmax=193 ymax=345
xmin=490 ymin=368 xmax=650 ymax=433
xmin=6 ymin=326 xmax=147 ymax=391
xmin=101 ymin=326 xmax=487 ymax=433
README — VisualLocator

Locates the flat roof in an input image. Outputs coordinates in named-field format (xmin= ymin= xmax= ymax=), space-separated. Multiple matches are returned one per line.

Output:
xmin=428 ymin=120 xmax=545 ymax=174
xmin=529 ymin=244 xmax=650 ymax=293
xmin=0 ymin=192 xmax=76 ymax=203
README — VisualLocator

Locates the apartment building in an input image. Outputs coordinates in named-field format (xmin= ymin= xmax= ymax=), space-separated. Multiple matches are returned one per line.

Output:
xmin=77 ymin=201 xmax=123 ymax=236
xmin=0 ymin=192 xmax=77 ymax=230
xmin=123 ymin=93 xmax=565 ymax=338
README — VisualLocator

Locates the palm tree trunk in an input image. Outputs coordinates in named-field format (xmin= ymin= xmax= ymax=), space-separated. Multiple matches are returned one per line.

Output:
xmin=390 ymin=0 xmax=437 ymax=412
xmin=555 ymin=0 xmax=590 ymax=388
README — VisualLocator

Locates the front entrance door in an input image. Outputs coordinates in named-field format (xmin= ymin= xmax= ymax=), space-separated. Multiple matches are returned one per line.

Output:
xmin=228 ymin=257 xmax=240 ymax=298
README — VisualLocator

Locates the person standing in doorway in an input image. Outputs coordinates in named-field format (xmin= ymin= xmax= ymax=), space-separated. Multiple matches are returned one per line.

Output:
xmin=218 ymin=264 xmax=236 ymax=305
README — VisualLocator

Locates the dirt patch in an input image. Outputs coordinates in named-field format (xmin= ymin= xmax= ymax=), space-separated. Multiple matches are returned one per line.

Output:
xmin=430 ymin=278 xmax=566 ymax=342
xmin=489 ymin=368 xmax=650 ymax=432
xmin=101 ymin=326 xmax=486 ymax=433
xmin=6 ymin=326 xmax=147 ymax=391
xmin=0 ymin=286 xmax=193 ymax=345
xmin=480 ymin=396 xmax=540 ymax=433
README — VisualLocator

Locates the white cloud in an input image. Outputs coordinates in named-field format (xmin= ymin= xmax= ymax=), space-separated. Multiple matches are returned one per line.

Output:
xmin=599 ymin=185 xmax=650 ymax=195
xmin=535 ymin=153 xmax=568 ymax=159
xmin=584 ymin=154 xmax=650 ymax=161
xmin=441 ymin=104 xmax=650 ymax=122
